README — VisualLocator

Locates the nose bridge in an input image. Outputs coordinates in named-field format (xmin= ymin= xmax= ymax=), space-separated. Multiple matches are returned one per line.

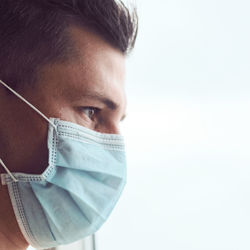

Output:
xmin=109 ymin=123 xmax=120 ymax=135
xmin=96 ymin=122 xmax=120 ymax=135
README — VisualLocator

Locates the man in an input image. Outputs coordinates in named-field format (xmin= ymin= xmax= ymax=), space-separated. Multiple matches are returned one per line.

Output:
xmin=0 ymin=0 xmax=138 ymax=249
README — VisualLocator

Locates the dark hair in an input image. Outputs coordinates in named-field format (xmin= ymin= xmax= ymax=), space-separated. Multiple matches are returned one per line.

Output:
xmin=0 ymin=0 xmax=138 ymax=89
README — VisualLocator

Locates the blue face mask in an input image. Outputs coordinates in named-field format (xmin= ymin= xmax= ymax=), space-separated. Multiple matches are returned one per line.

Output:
xmin=0 ymin=79 xmax=127 ymax=249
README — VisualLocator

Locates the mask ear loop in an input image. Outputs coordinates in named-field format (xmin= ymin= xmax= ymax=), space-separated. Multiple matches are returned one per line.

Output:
xmin=0 ymin=79 xmax=57 ymax=183
xmin=0 ymin=159 xmax=18 ymax=182
xmin=0 ymin=79 xmax=57 ymax=130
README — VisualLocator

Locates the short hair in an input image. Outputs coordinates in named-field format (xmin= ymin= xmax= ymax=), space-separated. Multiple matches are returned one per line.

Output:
xmin=0 ymin=0 xmax=138 ymax=89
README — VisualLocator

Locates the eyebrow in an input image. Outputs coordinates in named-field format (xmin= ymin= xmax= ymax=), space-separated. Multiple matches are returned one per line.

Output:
xmin=81 ymin=93 xmax=126 ymax=121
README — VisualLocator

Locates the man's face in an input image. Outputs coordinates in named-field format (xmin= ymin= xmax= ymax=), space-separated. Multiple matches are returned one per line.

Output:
xmin=0 ymin=26 xmax=126 ymax=175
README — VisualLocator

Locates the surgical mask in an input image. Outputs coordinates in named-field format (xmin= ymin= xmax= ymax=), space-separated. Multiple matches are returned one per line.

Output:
xmin=0 ymin=79 xmax=127 ymax=249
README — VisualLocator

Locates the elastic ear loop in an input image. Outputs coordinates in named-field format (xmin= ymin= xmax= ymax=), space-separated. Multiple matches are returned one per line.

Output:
xmin=0 ymin=79 xmax=57 ymax=183
xmin=0 ymin=79 xmax=56 ymax=130
xmin=0 ymin=159 xmax=18 ymax=182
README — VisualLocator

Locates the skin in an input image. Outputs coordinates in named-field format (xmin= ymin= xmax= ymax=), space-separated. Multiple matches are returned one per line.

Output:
xmin=0 ymin=26 xmax=126 ymax=250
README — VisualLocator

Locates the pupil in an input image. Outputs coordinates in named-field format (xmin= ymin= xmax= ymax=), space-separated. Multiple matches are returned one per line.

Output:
xmin=89 ymin=109 xmax=94 ymax=117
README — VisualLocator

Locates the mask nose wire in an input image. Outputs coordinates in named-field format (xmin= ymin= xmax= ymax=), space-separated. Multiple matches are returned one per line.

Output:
xmin=0 ymin=79 xmax=57 ymax=183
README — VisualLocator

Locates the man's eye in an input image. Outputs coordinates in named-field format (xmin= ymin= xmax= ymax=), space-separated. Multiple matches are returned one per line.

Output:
xmin=81 ymin=107 xmax=99 ymax=120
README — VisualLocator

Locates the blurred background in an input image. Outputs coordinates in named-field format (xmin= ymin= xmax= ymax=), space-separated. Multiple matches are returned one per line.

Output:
xmin=29 ymin=0 xmax=250 ymax=249
xmin=96 ymin=0 xmax=250 ymax=250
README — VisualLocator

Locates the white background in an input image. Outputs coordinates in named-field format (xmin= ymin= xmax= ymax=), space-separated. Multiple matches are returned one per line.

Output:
xmin=96 ymin=0 xmax=250 ymax=250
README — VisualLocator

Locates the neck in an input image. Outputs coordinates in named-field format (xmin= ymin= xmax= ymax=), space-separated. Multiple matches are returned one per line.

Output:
xmin=0 ymin=184 xmax=28 ymax=250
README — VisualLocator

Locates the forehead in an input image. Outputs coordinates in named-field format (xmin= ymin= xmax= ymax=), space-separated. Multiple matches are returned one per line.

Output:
xmin=69 ymin=26 xmax=126 ymax=99
xmin=38 ymin=26 xmax=126 ymax=110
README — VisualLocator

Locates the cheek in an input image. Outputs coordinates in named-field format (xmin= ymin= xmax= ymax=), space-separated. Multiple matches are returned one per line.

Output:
xmin=2 ymin=113 xmax=49 ymax=174
xmin=0 ymin=129 xmax=8 ymax=160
